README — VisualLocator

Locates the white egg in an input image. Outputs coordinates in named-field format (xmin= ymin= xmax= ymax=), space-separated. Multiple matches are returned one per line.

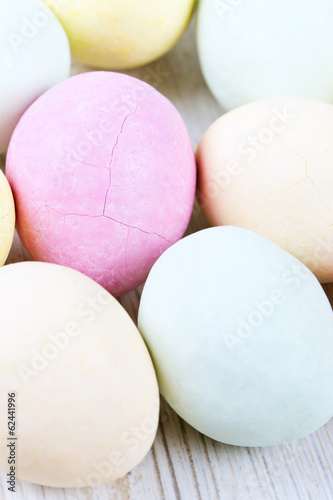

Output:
xmin=138 ymin=226 xmax=333 ymax=447
xmin=197 ymin=0 xmax=333 ymax=111
xmin=0 ymin=0 xmax=70 ymax=153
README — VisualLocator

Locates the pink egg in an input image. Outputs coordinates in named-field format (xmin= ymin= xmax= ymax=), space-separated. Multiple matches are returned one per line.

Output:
xmin=6 ymin=72 xmax=196 ymax=296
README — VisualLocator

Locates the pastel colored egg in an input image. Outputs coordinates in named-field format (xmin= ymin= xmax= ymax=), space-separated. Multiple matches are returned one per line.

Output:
xmin=0 ymin=261 xmax=159 ymax=488
xmin=138 ymin=226 xmax=333 ymax=447
xmin=44 ymin=0 xmax=195 ymax=69
xmin=0 ymin=170 xmax=15 ymax=265
xmin=0 ymin=0 xmax=70 ymax=153
xmin=6 ymin=71 xmax=196 ymax=297
xmin=197 ymin=97 xmax=333 ymax=283
xmin=197 ymin=0 xmax=333 ymax=111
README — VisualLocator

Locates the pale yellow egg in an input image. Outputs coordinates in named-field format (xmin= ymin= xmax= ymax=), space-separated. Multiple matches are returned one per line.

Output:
xmin=0 ymin=262 xmax=159 ymax=488
xmin=44 ymin=0 xmax=195 ymax=69
xmin=0 ymin=170 xmax=15 ymax=265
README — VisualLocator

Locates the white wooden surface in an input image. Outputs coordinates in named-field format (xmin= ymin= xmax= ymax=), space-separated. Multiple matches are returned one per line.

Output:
xmin=1 ymin=17 xmax=333 ymax=500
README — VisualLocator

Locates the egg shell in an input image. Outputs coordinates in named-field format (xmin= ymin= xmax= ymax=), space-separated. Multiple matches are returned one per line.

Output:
xmin=44 ymin=0 xmax=195 ymax=69
xmin=0 ymin=0 xmax=70 ymax=153
xmin=138 ymin=226 xmax=333 ymax=447
xmin=197 ymin=0 xmax=333 ymax=111
xmin=0 ymin=171 xmax=15 ymax=265
xmin=197 ymin=97 xmax=333 ymax=283
xmin=0 ymin=261 xmax=159 ymax=488
xmin=6 ymin=71 xmax=196 ymax=297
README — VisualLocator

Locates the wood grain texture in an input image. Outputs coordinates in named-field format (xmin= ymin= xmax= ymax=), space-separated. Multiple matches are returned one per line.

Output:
xmin=1 ymin=17 xmax=333 ymax=500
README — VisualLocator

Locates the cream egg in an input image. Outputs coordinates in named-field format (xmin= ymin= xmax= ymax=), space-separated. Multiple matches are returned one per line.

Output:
xmin=0 ymin=262 xmax=159 ymax=487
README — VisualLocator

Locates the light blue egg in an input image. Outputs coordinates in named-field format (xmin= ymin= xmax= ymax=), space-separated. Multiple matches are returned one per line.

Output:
xmin=138 ymin=226 xmax=333 ymax=446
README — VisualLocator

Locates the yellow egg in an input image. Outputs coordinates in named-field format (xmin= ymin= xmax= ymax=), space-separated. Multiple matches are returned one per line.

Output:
xmin=44 ymin=0 xmax=195 ymax=69
xmin=0 ymin=170 xmax=15 ymax=265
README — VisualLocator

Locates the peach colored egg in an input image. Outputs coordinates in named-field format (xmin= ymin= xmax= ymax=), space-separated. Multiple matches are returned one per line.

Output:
xmin=197 ymin=97 xmax=333 ymax=282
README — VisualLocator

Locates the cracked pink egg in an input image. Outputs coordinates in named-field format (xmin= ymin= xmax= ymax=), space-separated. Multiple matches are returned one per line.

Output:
xmin=6 ymin=72 xmax=196 ymax=296
xmin=197 ymin=97 xmax=333 ymax=282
